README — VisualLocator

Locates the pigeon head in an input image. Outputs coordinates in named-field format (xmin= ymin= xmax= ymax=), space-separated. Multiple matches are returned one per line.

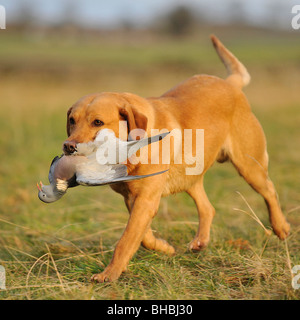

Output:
xmin=37 ymin=181 xmax=64 ymax=203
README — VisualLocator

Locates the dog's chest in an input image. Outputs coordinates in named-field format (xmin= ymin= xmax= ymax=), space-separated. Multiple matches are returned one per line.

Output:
xmin=162 ymin=165 xmax=199 ymax=196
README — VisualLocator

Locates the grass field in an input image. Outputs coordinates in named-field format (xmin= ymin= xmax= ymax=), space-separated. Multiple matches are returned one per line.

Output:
xmin=0 ymin=27 xmax=299 ymax=300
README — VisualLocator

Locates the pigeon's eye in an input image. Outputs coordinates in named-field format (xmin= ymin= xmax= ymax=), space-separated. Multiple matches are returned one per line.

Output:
xmin=93 ymin=119 xmax=104 ymax=127
xmin=69 ymin=117 xmax=75 ymax=125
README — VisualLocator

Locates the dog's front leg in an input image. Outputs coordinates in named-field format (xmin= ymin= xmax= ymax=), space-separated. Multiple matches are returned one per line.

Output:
xmin=91 ymin=195 xmax=160 ymax=282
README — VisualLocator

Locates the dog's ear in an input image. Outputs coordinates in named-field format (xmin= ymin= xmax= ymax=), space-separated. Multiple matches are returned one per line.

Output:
xmin=66 ymin=107 xmax=73 ymax=137
xmin=119 ymin=105 xmax=148 ymax=139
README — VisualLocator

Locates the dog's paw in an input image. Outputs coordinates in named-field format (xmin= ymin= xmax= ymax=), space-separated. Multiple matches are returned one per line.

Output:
xmin=189 ymin=238 xmax=209 ymax=251
xmin=154 ymin=239 xmax=176 ymax=255
xmin=91 ymin=266 xmax=123 ymax=283
xmin=273 ymin=220 xmax=290 ymax=240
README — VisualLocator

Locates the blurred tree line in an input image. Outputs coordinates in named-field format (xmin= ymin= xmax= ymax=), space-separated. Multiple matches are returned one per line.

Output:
xmin=7 ymin=1 xmax=290 ymax=37
xmin=158 ymin=6 xmax=196 ymax=36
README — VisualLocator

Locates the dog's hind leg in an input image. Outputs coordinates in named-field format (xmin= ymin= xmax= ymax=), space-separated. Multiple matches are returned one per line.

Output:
xmin=187 ymin=177 xmax=216 ymax=251
xmin=142 ymin=227 xmax=175 ymax=255
xmin=228 ymin=108 xmax=290 ymax=239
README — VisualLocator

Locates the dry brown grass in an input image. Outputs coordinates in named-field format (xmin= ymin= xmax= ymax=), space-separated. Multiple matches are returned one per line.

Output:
xmin=0 ymin=29 xmax=299 ymax=300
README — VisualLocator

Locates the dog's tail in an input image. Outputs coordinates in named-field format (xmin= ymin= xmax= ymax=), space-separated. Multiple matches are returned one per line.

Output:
xmin=210 ymin=35 xmax=250 ymax=88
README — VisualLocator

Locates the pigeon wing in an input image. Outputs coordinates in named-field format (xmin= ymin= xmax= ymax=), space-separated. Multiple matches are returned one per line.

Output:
xmin=126 ymin=131 xmax=170 ymax=158
xmin=77 ymin=169 xmax=169 ymax=186
xmin=75 ymin=154 xmax=128 ymax=186
xmin=107 ymin=169 xmax=169 ymax=185
xmin=48 ymin=155 xmax=63 ymax=184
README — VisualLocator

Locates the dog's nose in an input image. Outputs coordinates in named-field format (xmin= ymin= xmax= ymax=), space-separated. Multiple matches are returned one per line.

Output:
xmin=63 ymin=140 xmax=77 ymax=154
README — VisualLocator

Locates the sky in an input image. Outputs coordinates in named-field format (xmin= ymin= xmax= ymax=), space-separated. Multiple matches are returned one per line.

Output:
xmin=1 ymin=0 xmax=299 ymax=30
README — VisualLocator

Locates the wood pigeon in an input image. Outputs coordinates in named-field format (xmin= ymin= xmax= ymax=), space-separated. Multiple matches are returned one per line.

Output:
xmin=37 ymin=131 xmax=169 ymax=203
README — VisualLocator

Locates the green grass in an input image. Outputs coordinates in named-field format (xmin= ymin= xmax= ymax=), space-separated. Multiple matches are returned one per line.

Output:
xmin=0 ymin=29 xmax=299 ymax=300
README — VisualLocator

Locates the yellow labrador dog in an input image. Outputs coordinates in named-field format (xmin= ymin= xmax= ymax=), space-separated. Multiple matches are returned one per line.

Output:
xmin=63 ymin=35 xmax=290 ymax=282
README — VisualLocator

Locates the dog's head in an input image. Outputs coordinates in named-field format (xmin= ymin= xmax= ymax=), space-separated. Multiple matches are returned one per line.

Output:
xmin=63 ymin=92 xmax=148 ymax=155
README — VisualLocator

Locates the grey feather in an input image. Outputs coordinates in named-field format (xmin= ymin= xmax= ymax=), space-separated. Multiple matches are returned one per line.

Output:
xmin=48 ymin=155 xmax=61 ymax=184
xmin=77 ymin=169 xmax=169 ymax=186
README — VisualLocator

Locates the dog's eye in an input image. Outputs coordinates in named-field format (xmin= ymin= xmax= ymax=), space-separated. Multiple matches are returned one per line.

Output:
xmin=93 ymin=119 xmax=104 ymax=127
xmin=69 ymin=117 xmax=75 ymax=125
